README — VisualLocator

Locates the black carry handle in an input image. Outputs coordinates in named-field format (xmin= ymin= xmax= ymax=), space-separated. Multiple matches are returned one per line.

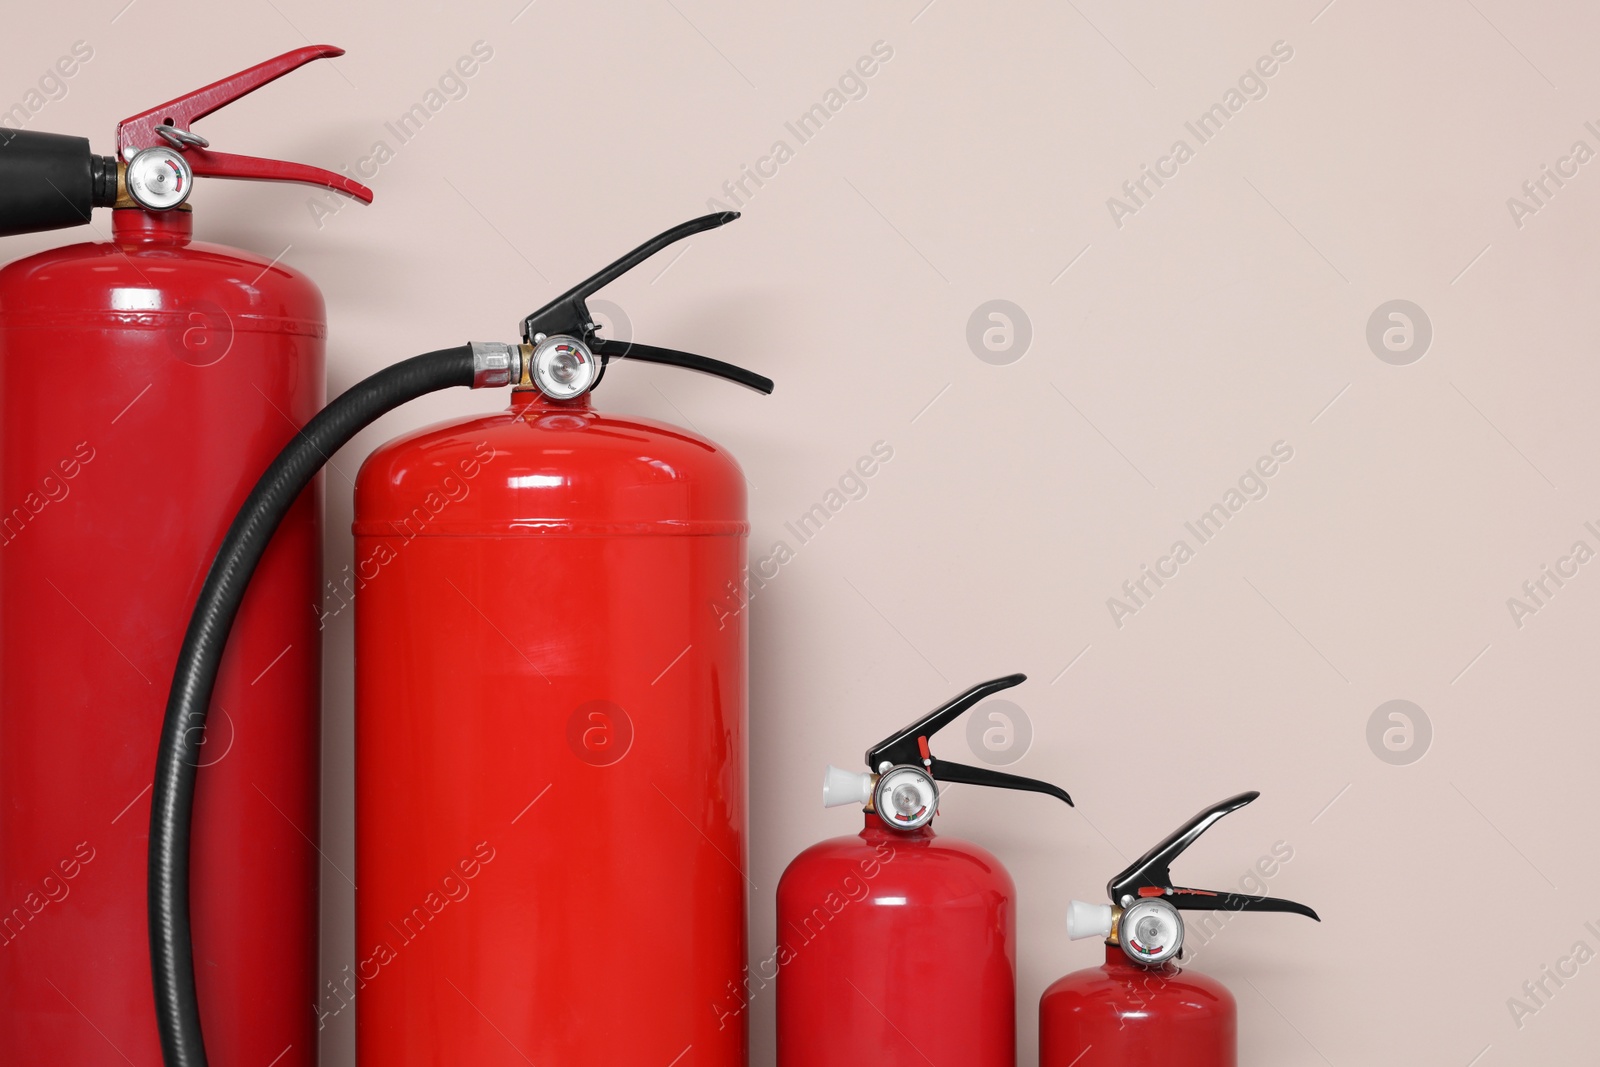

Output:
xmin=1161 ymin=886 xmax=1320 ymax=919
xmin=0 ymin=130 xmax=118 ymax=238
xmin=590 ymin=338 xmax=773 ymax=394
xmin=1108 ymin=791 xmax=1318 ymax=920
xmin=930 ymin=758 xmax=1073 ymax=806
xmin=864 ymin=674 xmax=1073 ymax=806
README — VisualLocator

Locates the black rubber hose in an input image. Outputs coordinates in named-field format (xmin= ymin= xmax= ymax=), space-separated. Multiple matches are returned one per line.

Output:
xmin=150 ymin=346 xmax=477 ymax=1067
xmin=0 ymin=129 xmax=117 ymax=237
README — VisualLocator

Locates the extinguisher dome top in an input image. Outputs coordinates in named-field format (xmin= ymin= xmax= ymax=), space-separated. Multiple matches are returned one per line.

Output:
xmin=783 ymin=812 xmax=1018 ymax=890
xmin=353 ymin=391 xmax=749 ymax=536
xmin=0 ymin=208 xmax=326 ymax=337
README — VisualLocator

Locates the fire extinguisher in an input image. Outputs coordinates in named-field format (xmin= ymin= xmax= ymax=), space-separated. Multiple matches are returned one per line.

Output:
xmin=1041 ymin=791 xmax=1320 ymax=1067
xmin=777 ymin=674 xmax=1073 ymax=1067
xmin=351 ymin=215 xmax=771 ymax=1065
xmin=0 ymin=48 xmax=370 ymax=1067
xmin=147 ymin=212 xmax=771 ymax=1066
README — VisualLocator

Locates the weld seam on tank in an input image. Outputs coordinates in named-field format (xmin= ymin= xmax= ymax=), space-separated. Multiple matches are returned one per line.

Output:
xmin=350 ymin=519 xmax=752 ymax=536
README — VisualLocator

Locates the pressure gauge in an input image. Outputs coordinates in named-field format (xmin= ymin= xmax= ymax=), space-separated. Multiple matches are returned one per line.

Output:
xmin=125 ymin=147 xmax=192 ymax=211
xmin=530 ymin=334 xmax=599 ymax=400
xmin=873 ymin=765 xmax=938 ymax=831
xmin=1119 ymin=896 xmax=1182 ymax=966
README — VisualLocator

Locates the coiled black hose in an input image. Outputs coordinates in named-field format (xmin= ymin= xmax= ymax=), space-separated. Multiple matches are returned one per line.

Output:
xmin=150 ymin=346 xmax=477 ymax=1067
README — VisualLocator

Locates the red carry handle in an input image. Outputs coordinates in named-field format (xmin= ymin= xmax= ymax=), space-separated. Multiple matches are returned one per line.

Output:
xmin=117 ymin=45 xmax=372 ymax=203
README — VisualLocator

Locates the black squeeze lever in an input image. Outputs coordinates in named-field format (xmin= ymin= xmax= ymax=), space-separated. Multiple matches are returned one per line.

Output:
xmin=1107 ymin=791 xmax=1319 ymax=919
xmin=520 ymin=212 xmax=773 ymax=394
xmin=865 ymin=674 xmax=1074 ymax=806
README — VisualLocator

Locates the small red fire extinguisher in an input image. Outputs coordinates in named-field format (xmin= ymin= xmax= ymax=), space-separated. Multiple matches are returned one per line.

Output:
xmin=0 ymin=47 xmax=369 ymax=1067
xmin=776 ymin=674 xmax=1073 ymax=1067
xmin=1041 ymin=791 xmax=1320 ymax=1067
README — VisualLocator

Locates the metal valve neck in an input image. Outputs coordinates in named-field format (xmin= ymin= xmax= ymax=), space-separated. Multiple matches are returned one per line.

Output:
xmin=861 ymin=811 xmax=932 ymax=839
xmin=111 ymin=207 xmax=193 ymax=246
xmin=510 ymin=387 xmax=593 ymax=412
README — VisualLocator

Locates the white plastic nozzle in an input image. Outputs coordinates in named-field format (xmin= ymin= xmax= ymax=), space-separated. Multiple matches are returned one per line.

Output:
xmin=1067 ymin=900 xmax=1115 ymax=941
xmin=823 ymin=765 xmax=874 ymax=809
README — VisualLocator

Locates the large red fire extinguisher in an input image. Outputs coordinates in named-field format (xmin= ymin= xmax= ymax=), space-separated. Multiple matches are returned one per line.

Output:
xmin=1040 ymin=791 xmax=1319 ymax=1067
xmin=777 ymin=674 xmax=1074 ymax=1066
xmin=0 ymin=48 xmax=371 ymax=1067
xmin=145 ymin=212 xmax=771 ymax=1065
xmin=352 ymin=216 xmax=771 ymax=1065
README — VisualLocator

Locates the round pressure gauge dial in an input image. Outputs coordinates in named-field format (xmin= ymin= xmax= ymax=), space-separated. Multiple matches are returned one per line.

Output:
xmin=126 ymin=147 xmax=193 ymax=211
xmin=530 ymin=334 xmax=599 ymax=400
xmin=873 ymin=765 xmax=938 ymax=831
xmin=1119 ymin=896 xmax=1183 ymax=966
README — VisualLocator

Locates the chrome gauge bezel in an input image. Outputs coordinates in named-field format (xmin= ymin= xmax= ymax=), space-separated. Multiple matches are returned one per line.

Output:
xmin=1119 ymin=896 xmax=1183 ymax=967
xmin=125 ymin=147 xmax=193 ymax=211
xmin=530 ymin=334 xmax=599 ymax=399
xmin=873 ymin=764 xmax=939 ymax=831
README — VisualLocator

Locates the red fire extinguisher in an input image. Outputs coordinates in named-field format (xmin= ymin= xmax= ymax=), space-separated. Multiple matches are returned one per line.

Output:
xmin=0 ymin=47 xmax=370 ymax=1067
xmin=352 ymin=215 xmax=771 ymax=1065
xmin=1040 ymin=791 xmax=1320 ymax=1067
xmin=777 ymin=674 xmax=1073 ymax=1067
xmin=146 ymin=212 xmax=771 ymax=1065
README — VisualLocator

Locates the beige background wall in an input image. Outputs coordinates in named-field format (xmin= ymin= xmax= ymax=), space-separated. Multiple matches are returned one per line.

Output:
xmin=9 ymin=0 xmax=1600 ymax=1063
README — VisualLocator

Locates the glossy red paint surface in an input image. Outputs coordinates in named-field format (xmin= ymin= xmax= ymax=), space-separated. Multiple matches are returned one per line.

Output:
xmin=0 ymin=209 xmax=324 ymax=1065
xmin=352 ymin=389 xmax=749 ymax=1066
xmin=776 ymin=814 xmax=1017 ymax=1066
xmin=1040 ymin=945 xmax=1236 ymax=1067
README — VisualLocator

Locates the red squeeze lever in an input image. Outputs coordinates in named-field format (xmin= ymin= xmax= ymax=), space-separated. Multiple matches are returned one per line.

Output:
xmin=116 ymin=45 xmax=372 ymax=203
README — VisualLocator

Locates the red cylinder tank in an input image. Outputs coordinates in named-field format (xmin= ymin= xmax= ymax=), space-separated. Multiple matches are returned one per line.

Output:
xmin=1039 ymin=945 xmax=1236 ymax=1067
xmin=0 ymin=209 xmax=324 ymax=1065
xmin=776 ymin=813 xmax=1017 ymax=1066
xmin=352 ymin=388 xmax=749 ymax=1066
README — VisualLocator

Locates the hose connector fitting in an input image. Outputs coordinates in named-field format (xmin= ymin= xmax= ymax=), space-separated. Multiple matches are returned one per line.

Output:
xmin=470 ymin=341 xmax=521 ymax=388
